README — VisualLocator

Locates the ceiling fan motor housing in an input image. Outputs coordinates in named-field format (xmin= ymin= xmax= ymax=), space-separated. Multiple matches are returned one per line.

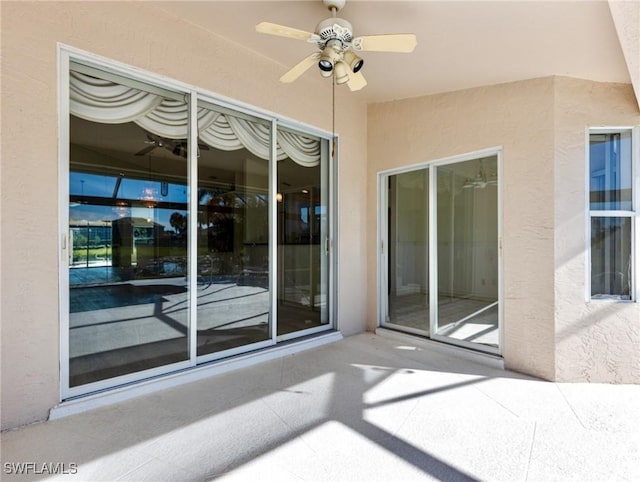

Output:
xmin=315 ymin=17 xmax=353 ymax=49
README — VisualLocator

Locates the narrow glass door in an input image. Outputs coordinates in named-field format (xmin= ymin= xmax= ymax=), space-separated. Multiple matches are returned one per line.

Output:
xmin=277 ymin=131 xmax=330 ymax=339
xmin=382 ymin=169 xmax=430 ymax=334
xmin=196 ymin=105 xmax=272 ymax=357
xmin=434 ymin=156 xmax=499 ymax=351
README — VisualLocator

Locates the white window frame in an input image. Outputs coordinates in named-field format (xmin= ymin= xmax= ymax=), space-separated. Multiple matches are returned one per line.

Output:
xmin=586 ymin=127 xmax=640 ymax=303
xmin=58 ymin=44 xmax=338 ymax=402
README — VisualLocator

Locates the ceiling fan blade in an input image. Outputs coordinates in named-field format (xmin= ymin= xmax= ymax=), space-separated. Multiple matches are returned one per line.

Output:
xmin=135 ymin=145 xmax=156 ymax=156
xmin=280 ymin=53 xmax=320 ymax=83
xmin=346 ymin=70 xmax=367 ymax=92
xmin=352 ymin=34 xmax=417 ymax=53
xmin=256 ymin=22 xmax=315 ymax=41
xmin=177 ymin=141 xmax=209 ymax=151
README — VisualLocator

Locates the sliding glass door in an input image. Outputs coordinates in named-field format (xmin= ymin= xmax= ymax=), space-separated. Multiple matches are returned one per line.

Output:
xmin=63 ymin=58 xmax=334 ymax=398
xmin=196 ymin=105 xmax=272 ymax=357
xmin=384 ymin=170 xmax=429 ymax=335
xmin=68 ymin=76 xmax=191 ymax=389
xmin=435 ymin=157 xmax=499 ymax=350
xmin=380 ymin=152 xmax=500 ymax=354
xmin=277 ymin=131 xmax=331 ymax=339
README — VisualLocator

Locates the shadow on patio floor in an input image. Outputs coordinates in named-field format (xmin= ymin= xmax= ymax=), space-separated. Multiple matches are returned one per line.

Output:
xmin=2 ymin=333 xmax=639 ymax=481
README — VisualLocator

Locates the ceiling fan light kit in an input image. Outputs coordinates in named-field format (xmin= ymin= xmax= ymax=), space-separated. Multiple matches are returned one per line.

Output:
xmin=318 ymin=40 xmax=343 ymax=72
xmin=256 ymin=0 xmax=417 ymax=91
xmin=343 ymin=50 xmax=363 ymax=73
xmin=333 ymin=61 xmax=350 ymax=85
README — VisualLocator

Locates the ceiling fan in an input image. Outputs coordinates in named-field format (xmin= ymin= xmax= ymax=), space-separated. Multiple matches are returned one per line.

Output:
xmin=256 ymin=0 xmax=417 ymax=91
xmin=135 ymin=134 xmax=167 ymax=156
xmin=135 ymin=133 xmax=209 ymax=158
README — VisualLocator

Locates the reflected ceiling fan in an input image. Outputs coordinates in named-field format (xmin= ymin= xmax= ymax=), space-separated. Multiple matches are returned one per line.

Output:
xmin=135 ymin=134 xmax=167 ymax=156
xmin=256 ymin=0 xmax=417 ymax=91
xmin=135 ymin=133 xmax=209 ymax=158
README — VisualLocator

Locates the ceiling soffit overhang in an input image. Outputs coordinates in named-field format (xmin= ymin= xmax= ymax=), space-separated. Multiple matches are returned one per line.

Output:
xmin=608 ymin=0 xmax=640 ymax=111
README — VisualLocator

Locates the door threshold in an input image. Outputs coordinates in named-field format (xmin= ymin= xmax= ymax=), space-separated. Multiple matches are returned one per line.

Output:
xmin=50 ymin=330 xmax=342 ymax=421
xmin=376 ymin=327 xmax=504 ymax=370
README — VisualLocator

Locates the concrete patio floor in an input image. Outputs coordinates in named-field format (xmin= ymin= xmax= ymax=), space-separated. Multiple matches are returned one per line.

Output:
xmin=2 ymin=332 xmax=639 ymax=481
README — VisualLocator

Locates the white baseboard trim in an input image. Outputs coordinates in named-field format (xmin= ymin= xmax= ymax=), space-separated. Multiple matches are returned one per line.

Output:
xmin=375 ymin=327 xmax=504 ymax=370
xmin=50 ymin=331 xmax=343 ymax=421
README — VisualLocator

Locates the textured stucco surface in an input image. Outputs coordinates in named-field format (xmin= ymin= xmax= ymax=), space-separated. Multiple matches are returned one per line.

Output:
xmin=0 ymin=2 xmax=367 ymax=430
xmin=368 ymin=76 xmax=640 ymax=384
xmin=367 ymin=78 xmax=557 ymax=381
xmin=2 ymin=2 xmax=638 ymax=432
xmin=553 ymin=77 xmax=640 ymax=383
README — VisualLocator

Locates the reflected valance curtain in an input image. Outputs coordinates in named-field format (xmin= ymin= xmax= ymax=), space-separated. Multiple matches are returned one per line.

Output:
xmin=70 ymin=71 xmax=320 ymax=167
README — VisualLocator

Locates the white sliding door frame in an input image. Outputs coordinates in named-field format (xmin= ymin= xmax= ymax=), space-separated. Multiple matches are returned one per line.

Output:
xmin=58 ymin=44 xmax=337 ymax=401
xmin=276 ymin=132 xmax=335 ymax=343
xmin=378 ymin=147 xmax=503 ymax=357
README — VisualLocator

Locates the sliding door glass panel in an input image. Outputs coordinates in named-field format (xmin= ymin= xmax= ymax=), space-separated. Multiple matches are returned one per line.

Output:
xmin=196 ymin=106 xmax=271 ymax=355
xmin=68 ymin=72 xmax=190 ymax=387
xmin=384 ymin=170 xmax=429 ymax=333
xmin=277 ymin=132 xmax=330 ymax=336
xmin=436 ymin=156 xmax=499 ymax=349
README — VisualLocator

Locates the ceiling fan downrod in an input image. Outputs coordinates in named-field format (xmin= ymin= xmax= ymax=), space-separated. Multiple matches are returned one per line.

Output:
xmin=323 ymin=0 xmax=346 ymax=14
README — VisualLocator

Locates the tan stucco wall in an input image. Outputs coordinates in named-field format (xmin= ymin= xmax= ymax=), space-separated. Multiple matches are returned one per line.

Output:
xmin=0 ymin=2 xmax=367 ymax=430
xmin=554 ymin=77 xmax=640 ymax=383
xmin=368 ymin=76 xmax=640 ymax=384
xmin=367 ymin=78 xmax=557 ymax=381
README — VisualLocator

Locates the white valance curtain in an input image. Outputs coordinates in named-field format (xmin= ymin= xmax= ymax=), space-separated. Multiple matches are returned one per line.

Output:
xmin=70 ymin=71 xmax=320 ymax=167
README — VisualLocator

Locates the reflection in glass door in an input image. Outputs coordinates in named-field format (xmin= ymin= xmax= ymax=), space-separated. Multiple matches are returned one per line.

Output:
xmin=435 ymin=157 xmax=499 ymax=350
xmin=277 ymin=132 xmax=330 ymax=339
xmin=64 ymin=59 xmax=335 ymax=399
xmin=380 ymin=153 xmax=500 ymax=354
xmin=384 ymin=170 xmax=429 ymax=334
xmin=196 ymin=105 xmax=271 ymax=357
xmin=68 ymin=78 xmax=190 ymax=389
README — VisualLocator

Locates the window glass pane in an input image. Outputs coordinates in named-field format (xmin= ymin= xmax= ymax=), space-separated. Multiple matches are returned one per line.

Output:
xmin=589 ymin=132 xmax=632 ymax=211
xmin=196 ymin=106 xmax=271 ymax=355
xmin=591 ymin=217 xmax=632 ymax=300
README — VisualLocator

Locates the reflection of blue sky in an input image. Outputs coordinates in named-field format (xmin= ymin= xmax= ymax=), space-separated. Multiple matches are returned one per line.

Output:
xmin=70 ymin=172 xmax=188 ymax=204
xmin=70 ymin=172 xmax=116 ymax=198
xmin=70 ymin=172 xmax=188 ymax=230
xmin=589 ymin=135 xmax=633 ymax=211
xmin=119 ymin=178 xmax=187 ymax=204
